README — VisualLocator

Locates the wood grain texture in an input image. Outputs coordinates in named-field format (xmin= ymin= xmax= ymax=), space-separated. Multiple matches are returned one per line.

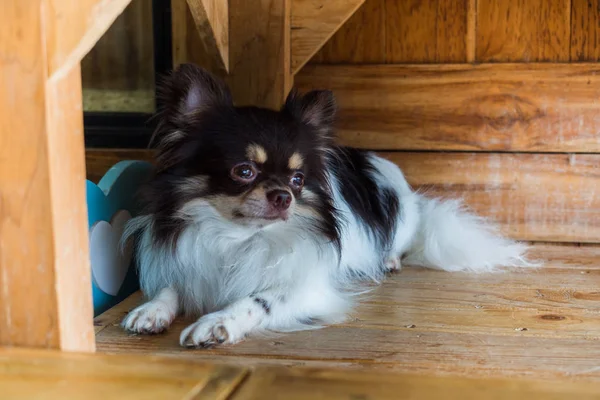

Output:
xmin=44 ymin=0 xmax=132 ymax=79
xmin=0 ymin=347 xmax=247 ymax=399
xmin=476 ymin=0 xmax=571 ymax=62
xmin=295 ymin=64 xmax=600 ymax=152
xmin=186 ymin=0 xmax=229 ymax=73
xmin=312 ymin=0 xmax=385 ymax=63
xmin=385 ymin=0 xmax=469 ymax=63
xmin=85 ymin=148 xmax=153 ymax=183
xmin=45 ymin=66 xmax=95 ymax=351
xmin=386 ymin=152 xmax=600 ymax=243
xmin=466 ymin=0 xmax=476 ymax=62
xmin=95 ymin=243 xmax=600 ymax=381
xmin=4 ymin=346 xmax=600 ymax=399
xmin=84 ymin=149 xmax=600 ymax=243
xmin=571 ymin=0 xmax=600 ymax=61
xmin=232 ymin=367 xmax=600 ymax=400
xmin=226 ymin=0 xmax=291 ymax=109
xmin=291 ymin=0 xmax=365 ymax=74
xmin=172 ymin=0 xmax=228 ymax=79
xmin=1 ymin=1 xmax=94 ymax=351
xmin=172 ymin=0 xmax=204 ymax=68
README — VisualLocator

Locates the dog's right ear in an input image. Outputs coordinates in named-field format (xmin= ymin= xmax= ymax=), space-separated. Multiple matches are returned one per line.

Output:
xmin=157 ymin=63 xmax=233 ymax=129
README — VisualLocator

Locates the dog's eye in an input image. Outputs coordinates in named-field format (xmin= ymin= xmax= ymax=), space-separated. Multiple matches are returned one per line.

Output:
xmin=231 ymin=163 xmax=257 ymax=183
xmin=290 ymin=172 xmax=305 ymax=189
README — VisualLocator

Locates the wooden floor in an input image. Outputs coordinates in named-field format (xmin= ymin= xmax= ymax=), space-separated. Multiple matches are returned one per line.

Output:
xmin=95 ymin=243 xmax=600 ymax=382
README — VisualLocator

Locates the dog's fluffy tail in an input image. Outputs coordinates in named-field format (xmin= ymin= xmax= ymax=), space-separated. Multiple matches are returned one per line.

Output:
xmin=403 ymin=197 xmax=533 ymax=273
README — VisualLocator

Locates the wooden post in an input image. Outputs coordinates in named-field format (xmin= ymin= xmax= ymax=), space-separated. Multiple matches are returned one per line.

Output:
xmin=175 ymin=0 xmax=293 ymax=109
xmin=227 ymin=0 xmax=292 ymax=109
xmin=0 ymin=1 xmax=98 ymax=351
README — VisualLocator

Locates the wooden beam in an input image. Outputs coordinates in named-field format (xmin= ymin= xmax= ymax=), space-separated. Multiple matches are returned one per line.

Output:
xmin=232 ymin=366 xmax=600 ymax=400
xmin=291 ymin=0 xmax=365 ymax=75
xmin=44 ymin=0 xmax=132 ymax=79
xmin=172 ymin=0 xmax=227 ymax=78
xmin=185 ymin=0 xmax=229 ymax=73
xmin=174 ymin=0 xmax=292 ymax=108
xmin=1 ymin=347 xmax=247 ymax=399
xmin=227 ymin=0 xmax=292 ymax=109
xmin=171 ymin=0 xmax=196 ymax=67
xmin=0 ymin=1 xmax=95 ymax=351
xmin=5 ymin=346 xmax=600 ymax=399
xmin=296 ymin=63 xmax=600 ymax=152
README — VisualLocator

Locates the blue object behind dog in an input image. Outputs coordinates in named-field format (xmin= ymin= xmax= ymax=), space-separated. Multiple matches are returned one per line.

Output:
xmin=86 ymin=160 xmax=153 ymax=316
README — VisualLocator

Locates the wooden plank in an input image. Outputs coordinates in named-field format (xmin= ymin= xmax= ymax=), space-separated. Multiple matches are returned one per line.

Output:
xmin=291 ymin=0 xmax=365 ymax=75
xmin=232 ymin=367 xmax=600 ymax=400
xmin=476 ymin=0 xmax=570 ymax=62
xmin=571 ymin=0 xmax=600 ymax=61
xmin=525 ymin=243 xmax=600 ymax=270
xmin=171 ymin=0 xmax=191 ymax=67
xmin=172 ymin=0 xmax=223 ymax=79
xmin=0 ymin=347 xmax=247 ymax=400
xmin=44 ymin=0 xmax=132 ymax=79
xmin=466 ymin=0 xmax=477 ymax=62
xmin=312 ymin=0 xmax=385 ymax=63
xmin=84 ymin=149 xmax=600 ymax=244
xmin=4 ymin=347 xmax=600 ymax=400
xmin=227 ymin=0 xmax=292 ymax=109
xmin=352 ymin=290 xmax=600 ymax=339
xmin=363 ymin=278 xmax=600 ymax=314
xmin=45 ymin=66 xmax=95 ymax=351
xmin=295 ymin=64 xmax=600 ymax=152
xmin=85 ymin=148 xmax=153 ymax=183
xmin=185 ymin=0 xmax=229 ymax=73
xmin=385 ymin=0 xmax=469 ymax=63
xmin=386 ymin=152 xmax=600 ymax=243
xmin=1 ymin=1 xmax=94 ymax=351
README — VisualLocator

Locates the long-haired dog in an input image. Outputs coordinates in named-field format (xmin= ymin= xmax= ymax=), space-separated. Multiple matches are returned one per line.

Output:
xmin=122 ymin=64 xmax=529 ymax=347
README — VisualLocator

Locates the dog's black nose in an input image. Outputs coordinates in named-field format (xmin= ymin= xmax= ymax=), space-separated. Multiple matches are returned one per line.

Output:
xmin=267 ymin=190 xmax=292 ymax=210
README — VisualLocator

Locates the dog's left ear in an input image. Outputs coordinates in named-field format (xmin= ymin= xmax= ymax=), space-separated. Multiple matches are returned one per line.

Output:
xmin=282 ymin=89 xmax=337 ymax=138
xmin=158 ymin=63 xmax=233 ymax=128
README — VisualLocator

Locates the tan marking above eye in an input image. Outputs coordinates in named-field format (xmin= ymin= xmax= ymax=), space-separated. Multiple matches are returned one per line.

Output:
xmin=246 ymin=144 xmax=268 ymax=164
xmin=288 ymin=152 xmax=304 ymax=170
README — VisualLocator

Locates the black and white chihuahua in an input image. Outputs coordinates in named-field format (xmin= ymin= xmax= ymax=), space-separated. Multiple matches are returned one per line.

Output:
xmin=122 ymin=64 xmax=529 ymax=347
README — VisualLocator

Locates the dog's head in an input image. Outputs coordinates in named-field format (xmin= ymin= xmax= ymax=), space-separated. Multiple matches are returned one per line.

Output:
xmin=146 ymin=64 xmax=338 ymax=235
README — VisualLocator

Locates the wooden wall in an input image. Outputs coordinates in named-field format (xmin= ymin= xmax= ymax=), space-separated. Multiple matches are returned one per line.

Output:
xmin=312 ymin=0 xmax=600 ymax=63
xmin=295 ymin=0 xmax=600 ymax=244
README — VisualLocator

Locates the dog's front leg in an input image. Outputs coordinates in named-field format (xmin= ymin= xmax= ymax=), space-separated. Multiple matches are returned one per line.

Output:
xmin=122 ymin=287 xmax=179 ymax=334
xmin=179 ymin=291 xmax=284 ymax=347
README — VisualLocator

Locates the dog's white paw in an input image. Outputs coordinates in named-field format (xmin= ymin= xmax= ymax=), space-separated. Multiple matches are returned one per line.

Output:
xmin=122 ymin=301 xmax=175 ymax=334
xmin=179 ymin=313 xmax=244 ymax=348
xmin=385 ymin=256 xmax=402 ymax=272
